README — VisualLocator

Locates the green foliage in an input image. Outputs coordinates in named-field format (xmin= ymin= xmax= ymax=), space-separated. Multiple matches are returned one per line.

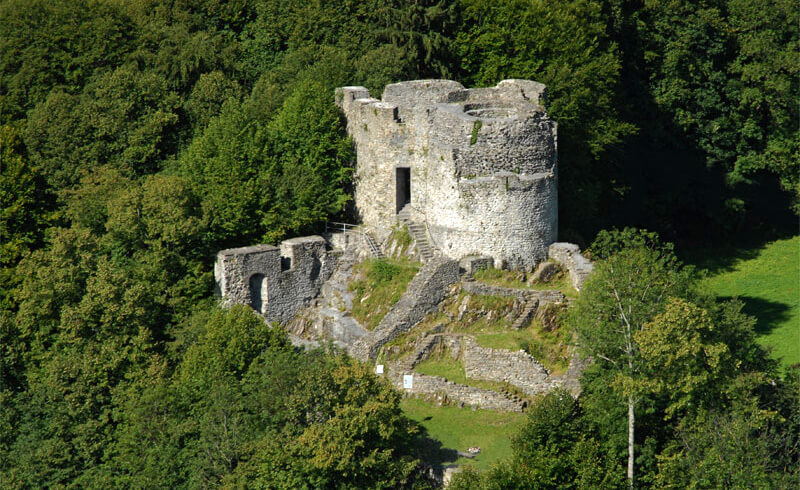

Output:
xmin=25 ymin=65 xmax=181 ymax=189
xmin=654 ymin=395 xmax=798 ymax=488
xmin=589 ymin=227 xmax=675 ymax=260
xmin=641 ymin=0 xmax=799 ymax=212
xmin=0 ymin=0 xmax=137 ymax=122
xmin=636 ymin=298 xmax=733 ymax=419
xmin=0 ymin=123 xmax=51 ymax=308
xmin=455 ymin=0 xmax=637 ymax=237
xmin=350 ymin=258 xmax=420 ymax=330
xmin=250 ymin=356 xmax=424 ymax=489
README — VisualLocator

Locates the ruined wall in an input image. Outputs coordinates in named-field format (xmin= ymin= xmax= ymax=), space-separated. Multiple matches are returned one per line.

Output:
xmin=351 ymin=257 xmax=460 ymax=361
xmin=215 ymin=236 xmax=339 ymax=324
xmin=336 ymin=79 xmax=558 ymax=270
xmin=548 ymin=242 xmax=594 ymax=291
xmin=460 ymin=338 xmax=558 ymax=397
xmin=461 ymin=278 xmax=566 ymax=304
xmin=389 ymin=372 xmax=525 ymax=412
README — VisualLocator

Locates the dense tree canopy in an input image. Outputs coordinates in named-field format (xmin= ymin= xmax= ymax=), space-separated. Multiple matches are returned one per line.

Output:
xmin=0 ymin=0 xmax=796 ymax=487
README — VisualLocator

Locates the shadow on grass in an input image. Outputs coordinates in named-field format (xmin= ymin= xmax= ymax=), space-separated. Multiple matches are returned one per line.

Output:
xmin=719 ymin=295 xmax=792 ymax=336
xmin=683 ymin=243 xmax=764 ymax=275
xmin=411 ymin=431 xmax=460 ymax=467
xmin=680 ymin=230 xmax=795 ymax=275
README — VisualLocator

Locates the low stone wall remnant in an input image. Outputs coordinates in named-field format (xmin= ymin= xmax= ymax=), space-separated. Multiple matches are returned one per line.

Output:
xmin=548 ymin=242 xmax=594 ymax=290
xmin=461 ymin=278 xmax=565 ymax=304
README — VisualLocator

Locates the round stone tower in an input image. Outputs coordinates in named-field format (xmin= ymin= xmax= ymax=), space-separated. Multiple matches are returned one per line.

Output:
xmin=336 ymin=79 xmax=557 ymax=270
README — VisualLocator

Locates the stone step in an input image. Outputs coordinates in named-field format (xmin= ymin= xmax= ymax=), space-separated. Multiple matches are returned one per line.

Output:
xmin=363 ymin=233 xmax=384 ymax=259
xmin=511 ymin=298 xmax=539 ymax=330
xmin=404 ymin=220 xmax=436 ymax=262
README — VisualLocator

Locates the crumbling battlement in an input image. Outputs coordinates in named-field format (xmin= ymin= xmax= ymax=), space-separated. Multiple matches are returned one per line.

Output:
xmin=215 ymin=236 xmax=339 ymax=324
xmin=336 ymin=79 xmax=558 ymax=271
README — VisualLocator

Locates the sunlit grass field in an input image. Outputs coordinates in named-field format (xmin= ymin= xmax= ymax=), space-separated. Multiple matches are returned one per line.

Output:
xmin=688 ymin=235 xmax=799 ymax=369
xmin=401 ymin=398 xmax=526 ymax=471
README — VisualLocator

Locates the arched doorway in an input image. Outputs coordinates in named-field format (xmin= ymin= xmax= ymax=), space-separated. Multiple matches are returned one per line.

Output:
xmin=249 ymin=274 xmax=268 ymax=314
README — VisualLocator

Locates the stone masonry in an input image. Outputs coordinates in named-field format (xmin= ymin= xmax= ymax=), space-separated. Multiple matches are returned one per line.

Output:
xmin=336 ymin=79 xmax=558 ymax=271
xmin=388 ymin=370 xmax=525 ymax=412
xmin=215 ymin=236 xmax=339 ymax=324
xmin=548 ymin=242 xmax=594 ymax=291
xmin=351 ymin=257 xmax=461 ymax=361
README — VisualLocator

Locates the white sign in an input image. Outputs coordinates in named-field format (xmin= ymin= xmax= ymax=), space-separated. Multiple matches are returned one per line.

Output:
xmin=403 ymin=374 xmax=413 ymax=390
xmin=375 ymin=364 xmax=384 ymax=375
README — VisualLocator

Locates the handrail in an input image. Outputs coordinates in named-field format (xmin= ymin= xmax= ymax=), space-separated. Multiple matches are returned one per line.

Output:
xmin=324 ymin=221 xmax=364 ymax=234
xmin=324 ymin=221 xmax=383 ymax=258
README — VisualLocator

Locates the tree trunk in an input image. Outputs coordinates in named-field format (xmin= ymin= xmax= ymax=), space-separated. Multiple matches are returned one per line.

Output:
xmin=627 ymin=397 xmax=635 ymax=489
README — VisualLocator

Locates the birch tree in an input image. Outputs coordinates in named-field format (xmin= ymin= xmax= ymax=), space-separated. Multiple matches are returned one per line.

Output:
xmin=568 ymin=244 xmax=693 ymax=488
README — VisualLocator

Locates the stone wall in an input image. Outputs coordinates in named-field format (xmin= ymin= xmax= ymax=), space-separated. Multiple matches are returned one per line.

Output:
xmin=387 ymin=370 xmax=525 ymax=412
xmin=351 ymin=257 xmax=460 ymax=361
xmin=460 ymin=338 xmax=558 ymax=397
xmin=461 ymin=278 xmax=565 ymax=304
xmin=215 ymin=236 xmax=339 ymax=324
xmin=548 ymin=242 xmax=594 ymax=291
xmin=407 ymin=334 xmax=569 ymax=399
xmin=336 ymin=79 xmax=558 ymax=271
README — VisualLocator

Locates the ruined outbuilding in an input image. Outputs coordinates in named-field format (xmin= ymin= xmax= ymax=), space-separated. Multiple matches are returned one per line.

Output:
xmin=336 ymin=79 xmax=558 ymax=271
xmin=214 ymin=236 xmax=339 ymax=324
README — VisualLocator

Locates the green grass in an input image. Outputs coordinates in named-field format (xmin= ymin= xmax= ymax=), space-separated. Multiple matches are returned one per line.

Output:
xmin=687 ymin=235 xmax=799 ymax=369
xmin=350 ymin=258 xmax=420 ymax=330
xmin=475 ymin=318 xmax=570 ymax=375
xmin=401 ymin=397 xmax=526 ymax=470
xmin=413 ymin=348 xmax=529 ymax=399
xmin=414 ymin=356 xmax=469 ymax=384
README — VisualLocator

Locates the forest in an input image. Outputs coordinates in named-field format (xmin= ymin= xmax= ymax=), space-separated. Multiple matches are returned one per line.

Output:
xmin=0 ymin=0 xmax=797 ymax=488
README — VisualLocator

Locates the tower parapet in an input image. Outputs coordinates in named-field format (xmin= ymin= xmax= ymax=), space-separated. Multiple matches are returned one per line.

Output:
xmin=336 ymin=79 xmax=558 ymax=270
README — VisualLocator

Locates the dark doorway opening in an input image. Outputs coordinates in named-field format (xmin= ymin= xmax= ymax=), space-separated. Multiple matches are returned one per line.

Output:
xmin=249 ymin=274 xmax=268 ymax=313
xmin=396 ymin=167 xmax=411 ymax=213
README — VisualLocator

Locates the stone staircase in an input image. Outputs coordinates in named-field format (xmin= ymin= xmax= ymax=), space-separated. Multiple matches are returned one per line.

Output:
xmin=397 ymin=205 xmax=435 ymax=262
xmin=395 ymin=334 xmax=441 ymax=372
xmin=511 ymin=297 xmax=539 ymax=330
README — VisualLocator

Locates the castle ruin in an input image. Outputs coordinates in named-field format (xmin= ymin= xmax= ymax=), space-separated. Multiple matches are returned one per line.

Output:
xmin=214 ymin=236 xmax=339 ymax=324
xmin=336 ymin=79 xmax=558 ymax=271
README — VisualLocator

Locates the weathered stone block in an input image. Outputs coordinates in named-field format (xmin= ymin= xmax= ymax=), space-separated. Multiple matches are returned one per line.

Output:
xmin=532 ymin=261 xmax=560 ymax=283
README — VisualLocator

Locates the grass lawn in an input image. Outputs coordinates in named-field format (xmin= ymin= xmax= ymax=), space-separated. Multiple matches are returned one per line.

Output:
xmin=687 ymin=235 xmax=799 ymax=369
xmin=350 ymin=258 xmax=420 ymax=330
xmin=401 ymin=397 xmax=526 ymax=470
